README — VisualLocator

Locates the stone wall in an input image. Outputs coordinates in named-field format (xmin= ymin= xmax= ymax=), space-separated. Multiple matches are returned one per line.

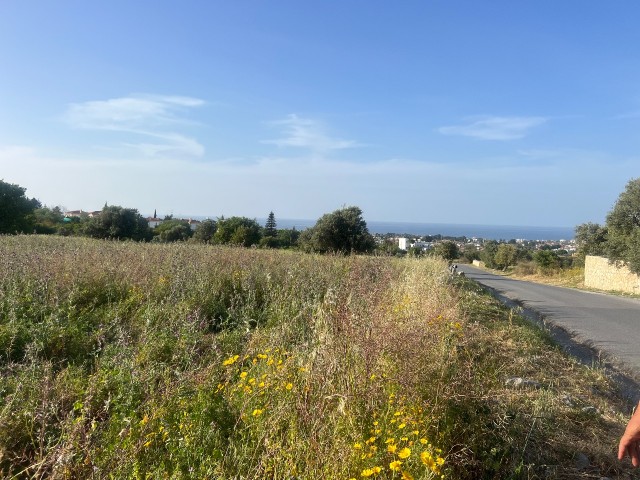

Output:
xmin=584 ymin=255 xmax=640 ymax=294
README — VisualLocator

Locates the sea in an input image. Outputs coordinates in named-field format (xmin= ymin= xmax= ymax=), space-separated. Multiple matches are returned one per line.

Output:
xmin=267 ymin=219 xmax=575 ymax=241
xmin=185 ymin=215 xmax=574 ymax=241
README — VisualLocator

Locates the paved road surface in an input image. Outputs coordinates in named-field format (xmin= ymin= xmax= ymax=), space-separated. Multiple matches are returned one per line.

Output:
xmin=458 ymin=264 xmax=640 ymax=374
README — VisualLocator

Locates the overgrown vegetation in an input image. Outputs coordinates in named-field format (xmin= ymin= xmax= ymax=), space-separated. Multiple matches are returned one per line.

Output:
xmin=0 ymin=236 xmax=634 ymax=479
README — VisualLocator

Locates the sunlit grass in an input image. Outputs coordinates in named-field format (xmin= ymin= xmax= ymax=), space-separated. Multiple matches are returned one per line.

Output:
xmin=0 ymin=236 xmax=634 ymax=479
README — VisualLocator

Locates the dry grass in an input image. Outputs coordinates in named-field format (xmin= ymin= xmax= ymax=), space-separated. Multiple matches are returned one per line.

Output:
xmin=0 ymin=236 xmax=636 ymax=479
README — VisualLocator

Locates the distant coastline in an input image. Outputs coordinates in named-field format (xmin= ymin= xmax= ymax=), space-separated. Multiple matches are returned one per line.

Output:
xmin=364 ymin=221 xmax=575 ymax=241
xmin=184 ymin=215 xmax=574 ymax=241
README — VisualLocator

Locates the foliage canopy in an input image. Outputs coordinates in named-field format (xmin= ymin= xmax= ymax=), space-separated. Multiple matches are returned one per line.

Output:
xmin=432 ymin=241 xmax=459 ymax=261
xmin=605 ymin=178 xmax=640 ymax=274
xmin=84 ymin=205 xmax=152 ymax=241
xmin=0 ymin=179 xmax=41 ymax=234
xmin=301 ymin=206 xmax=375 ymax=254
xmin=214 ymin=217 xmax=262 ymax=247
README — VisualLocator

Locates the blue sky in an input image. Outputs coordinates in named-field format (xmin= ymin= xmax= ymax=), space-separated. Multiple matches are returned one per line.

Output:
xmin=1 ymin=1 xmax=638 ymax=227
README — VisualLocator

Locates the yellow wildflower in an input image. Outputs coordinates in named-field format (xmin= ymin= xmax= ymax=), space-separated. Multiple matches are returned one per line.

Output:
xmin=239 ymin=371 xmax=248 ymax=379
xmin=421 ymin=450 xmax=441 ymax=473
xmin=285 ymin=383 xmax=293 ymax=390
xmin=389 ymin=460 xmax=402 ymax=472
xmin=401 ymin=471 xmax=414 ymax=480
xmin=361 ymin=468 xmax=374 ymax=477
xmin=398 ymin=423 xmax=406 ymax=429
xmin=252 ymin=409 xmax=263 ymax=416
xmin=398 ymin=447 xmax=411 ymax=459
xmin=387 ymin=444 xmax=397 ymax=454
xmin=222 ymin=354 xmax=240 ymax=366
xmin=353 ymin=443 xmax=363 ymax=450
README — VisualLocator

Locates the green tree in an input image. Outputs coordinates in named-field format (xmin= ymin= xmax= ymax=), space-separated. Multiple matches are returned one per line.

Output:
xmin=606 ymin=178 xmax=640 ymax=274
xmin=494 ymin=244 xmax=518 ymax=271
xmin=264 ymin=211 xmax=277 ymax=238
xmin=432 ymin=241 xmax=459 ymax=261
xmin=153 ymin=219 xmax=193 ymax=242
xmin=480 ymin=240 xmax=500 ymax=269
xmin=33 ymin=206 xmax=65 ymax=234
xmin=462 ymin=248 xmax=480 ymax=263
xmin=533 ymin=250 xmax=560 ymax=272
xmin=214 ymin=217 xmax=262 ymax=247
xmin=574 ymin=222 xmax=608 ymax=258
xmin=192 ymin=219 xmax=217 ymax=244
xmin=276 ymin=228 xmax=300 ymax=249
xmin=301 ymin=206 xmax=375 ymax=254
xmin=84 ymin=206 xmax=152 ymax=241
xmin=0 ymin=180 xmax=41 ymax=233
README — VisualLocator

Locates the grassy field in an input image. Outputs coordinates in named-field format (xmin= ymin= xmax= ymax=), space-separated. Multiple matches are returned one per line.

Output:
xmin=0 ymin=236 xmax=636 ymax=479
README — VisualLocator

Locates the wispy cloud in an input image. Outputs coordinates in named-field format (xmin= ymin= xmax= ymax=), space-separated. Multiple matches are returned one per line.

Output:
xmin=63 ymin=94 xmax=205 ymax=157
xmin=437 ymin=115 xmax=547 ymax=140
xmin=263 ymin=114 xmax=360 ymax=152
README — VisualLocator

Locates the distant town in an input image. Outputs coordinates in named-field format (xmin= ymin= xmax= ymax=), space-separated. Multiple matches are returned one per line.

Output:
xmin=373 ymin=233 xmax=576 ymax=256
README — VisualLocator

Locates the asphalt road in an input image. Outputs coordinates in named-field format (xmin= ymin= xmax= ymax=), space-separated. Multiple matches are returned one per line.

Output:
xmin=457 ymin=264 xmax=640 ymax=374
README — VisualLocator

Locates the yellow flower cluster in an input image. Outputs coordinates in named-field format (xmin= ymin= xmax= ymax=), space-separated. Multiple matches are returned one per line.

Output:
xmin=350 ymin=392 xmax=445 ymax=479
xmin=220 ymin=347 xmax=303 ymax=425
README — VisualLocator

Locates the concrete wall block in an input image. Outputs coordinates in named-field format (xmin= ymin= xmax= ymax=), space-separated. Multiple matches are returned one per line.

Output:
xmin=584 ymin=255 xmax=640 ymax=294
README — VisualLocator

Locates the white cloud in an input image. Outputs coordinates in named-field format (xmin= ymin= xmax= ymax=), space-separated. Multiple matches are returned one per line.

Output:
xmin=62 ymin=94 xmax=205 ymax=157
xmin=437 ymin=115 xmax=547 ymax=140
xmin=263 ymin=114 xmax=360 ymax=152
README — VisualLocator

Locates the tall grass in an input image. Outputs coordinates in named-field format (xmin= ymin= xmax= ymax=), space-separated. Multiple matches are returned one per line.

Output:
xmin=0 ymin=236 xmax=633 ymax=479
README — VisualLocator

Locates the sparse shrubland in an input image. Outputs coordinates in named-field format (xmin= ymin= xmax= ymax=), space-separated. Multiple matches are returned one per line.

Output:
xmin=0 ymin=236 xmax=634 ymax=479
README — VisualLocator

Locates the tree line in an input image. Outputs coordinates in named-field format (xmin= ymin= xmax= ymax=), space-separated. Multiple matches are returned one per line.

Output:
xmin=0 ymin=180 xmax=376 ymax=254
xmin=7 ymin=177 xmax=639 ymax=265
